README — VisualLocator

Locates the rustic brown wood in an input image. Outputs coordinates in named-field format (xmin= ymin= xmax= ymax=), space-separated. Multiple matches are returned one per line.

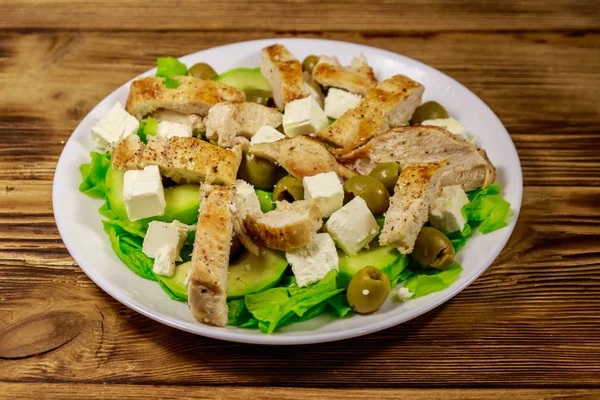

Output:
xmin=1 ymin=1 xmax=599 ymax=398
xmin=0 ymin=311 xmax=84 ymax=359
xmin=1 ymin=384 xmax=599 ymax=400
xmin=1 ymin=0 xmax=599 ymax=32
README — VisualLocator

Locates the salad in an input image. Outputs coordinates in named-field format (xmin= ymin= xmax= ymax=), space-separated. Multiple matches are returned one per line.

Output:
xmin=79 ymin=44 xmax=511 ymax=334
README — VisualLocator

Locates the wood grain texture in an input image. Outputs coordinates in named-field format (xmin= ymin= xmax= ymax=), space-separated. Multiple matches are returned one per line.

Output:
xmin=0 ymin=0 xmax=599 ymax=32
xmin=1 ymin=384 xmax=599 ymax=400
xmin=1 ymin=1 xmax=599 ymax=397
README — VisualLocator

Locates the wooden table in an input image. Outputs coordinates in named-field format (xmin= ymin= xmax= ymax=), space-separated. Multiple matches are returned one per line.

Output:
xmin=1 ymin=1 xmax=599 ymax=398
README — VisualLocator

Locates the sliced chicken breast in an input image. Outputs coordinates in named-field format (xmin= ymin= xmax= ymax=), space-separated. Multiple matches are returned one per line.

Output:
xmin=248 ymin=135 xmax=357 ymax=181
xmin=125 ymin=76 xmax=245 ymax=120
xmin=244 ymin=200 xmax=323 ymax=251
xmin=260 ymin=44 xmax=309 ymax=110
xmin=205 ymin=102 xmax=283 ymax=148
xmin=380 ymin=162 xmax=445 ymax=254
xmin=111 ymin=135 xmax=240 ymax=186
xmin=316 ymin=74 xmax=424 ymax=152
xmin=312 ymin=54 xmax=377 ymax=96
xmin=341 ymin=125 xmax=496 ymax=191
xmin=188 ymin=183 xmax=235 ymax=327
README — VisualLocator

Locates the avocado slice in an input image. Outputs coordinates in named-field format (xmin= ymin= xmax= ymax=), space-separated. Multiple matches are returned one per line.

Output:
xmin=105 ymin=167 xmax=200 ymax=226
xmin=157 ymin=247 xmax=288 ymax=302
xmin=213 ymin=67 xmax=271 ymax=94
xmin=157 ymin=261 xmax=191 ymax=301
xmin=338 ymin=241 xmax=409 ymax=289
xmin=227 ymin=247 xmax=288 ymax=299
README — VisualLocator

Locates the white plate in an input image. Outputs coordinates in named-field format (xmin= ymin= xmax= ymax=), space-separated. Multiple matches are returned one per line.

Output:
xmin=53 ymin=38 xmax=522 ymax=345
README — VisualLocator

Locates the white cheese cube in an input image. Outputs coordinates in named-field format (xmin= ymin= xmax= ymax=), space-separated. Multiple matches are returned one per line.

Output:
xmin=421 ymin=117 xmax=470 ymax=140
xmin=324 ymin=88 xmax=362 ymax=119
xmin=234 ymin=179 xmax=262 ymax=219
xmin=91 ymin=102 xmax=139 ymax=151
xmin=156 ymin=120 xmax=193 ymax=138
xmin=250 ymin=125 xmax=285 ymax=145
xmin=302 ymin=172 xmax=344 ymax=218
xmin=122 ymin=165 xmax=166 ymax=221
xmin=282 ymin=96 xmax=328 ymax=137
xmin=285 ymin=233 xmax=339 ymax=287
xmin=142 ymin=221 xmax=189 ymax=277
xmin=429 ymin=185 xmax=470 ymax=232
xmin=325 ymin=197 xmax=380 ymax=255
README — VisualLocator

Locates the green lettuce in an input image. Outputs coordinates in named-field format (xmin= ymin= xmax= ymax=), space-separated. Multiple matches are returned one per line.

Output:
xmin=156 ymin=57 xmax=187 ymax=88
xmin=444 ymin=223 xmax=472 ymax=253
xmin=237 ymin=270 xmax=343 ymax=333
xmin=465 ymin=184 xmax=511 ymax=234
xmin=404 ymin=262 xmax=463 ymax=299
xmin=79 ymin=151 xmax=111 ymax=198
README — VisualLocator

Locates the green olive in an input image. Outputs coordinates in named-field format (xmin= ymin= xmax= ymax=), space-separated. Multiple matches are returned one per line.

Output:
xmin=344 ymin=175 xmax=390 ymax=215
xmin=346 ymin=266 xmax=390 ymax=314
xmin=410 ymin=101 xmax=449 ymax=125
xmin=369 ymin=163 xmax=400 ymax=194
xmin=238 ymin=153 xmax=279 ymax=190
xmin=187 ymin=62 xmax=217 ymax=80
xmin=412 ymin=227 xmax=455 ymax=269
xmin=302 ymin=55 xmax=319 ymax=75
xmin=273 ymin=176 xmax=304 ymax=202
xmin=246 ymin=89 xmax=273 ymax=106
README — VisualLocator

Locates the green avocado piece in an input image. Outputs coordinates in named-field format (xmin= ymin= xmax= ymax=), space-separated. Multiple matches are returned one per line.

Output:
xmin=105 ymin=167 xmax=200 ymax=226
xmin=158 ymin=261 xmax=191 ymax=301
xmin=213 ymin=67 xmax=271 ymax=93
xmin=227 ymin=247 xmax=288 ymax=299
xmin=157 ymin=247 xmax=288 ymax=302
xmin=337 ymin=241 xmax=409 ymax=289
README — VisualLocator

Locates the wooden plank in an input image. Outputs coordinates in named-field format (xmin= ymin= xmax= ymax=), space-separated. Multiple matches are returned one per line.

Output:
xmin=0 ymin=0 xmax=599 ymax=32
xmin=1 ymin=185 xmax=599 ymax=386
xmin=0 ymin=31 xmax=598 ymax=186
xmin=0 ymin=384 xmax=598 ymax=400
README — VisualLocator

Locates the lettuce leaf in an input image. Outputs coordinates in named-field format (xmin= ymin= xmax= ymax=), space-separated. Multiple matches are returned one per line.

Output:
xmin=243 ymin=270 xmax=343 ymax=333
xmin=326 ymin=294 xmax=353 ymax=318
xmin=404 ymin=262 xmax=463 ymax=299
xmin=79 ymin=151 xmax=111 ymax=198
xmin=103 ymin=221 xmax=156 ymax=281
xmin=255 ymin=189 xmax=275 ymax=213
xmin=465 ymin=184 xmax=511 ymax=234
xmin=444 ymin=223 xmax=472 ymax=253
xmin=156 ymin=57 xmax=187 ymax=88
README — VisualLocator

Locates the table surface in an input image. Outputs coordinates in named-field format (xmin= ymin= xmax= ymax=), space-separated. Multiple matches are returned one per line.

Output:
xmin=1 ymin=1 xmax=599 ymax=398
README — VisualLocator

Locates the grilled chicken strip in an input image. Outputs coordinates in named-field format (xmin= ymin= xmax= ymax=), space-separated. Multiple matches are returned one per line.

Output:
xmin=312 ymin=54 xmax=377 ymax=96
xmin=111 ymin=135 xmax=240 ymax=186
xmin=244 ymin=200 xmax=323 ymax=251
xmin=188 ymin=183 xmax=235 ymax=327
xmin=341 ymin=125 xmax=495 ymax=191
xmin=205 ymin=102 xmax=283 ymax=148
xmin=316 ymin=74 xmax=424 ymax=152
xmin=380 ymin=162 xmax=445 ymax=254
xmin=125 ymin=76 xmax=245 ymax=120
xmin=260 ymin=44 xmax=309 ymax=110
xmin=248 ymin=135 xmax=357 ymax=181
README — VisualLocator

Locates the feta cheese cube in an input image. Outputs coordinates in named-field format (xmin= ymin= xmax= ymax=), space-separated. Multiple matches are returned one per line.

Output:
xmin=156 ymin=120 xmax=193 ymax=138
xmin=324 ymin=88 xmax=362 ymax=119
xmin=234 ymin=179 xmax=262 ymax=219
xmin=325 ymin=197 xmax=380 ymax=255
xmin=429 ymin=185 xmax=470 ymax=232
xmin=302 ymin=172 xmax=344 ymax=218
xmin=142 ymin=221 xmax=189 ymax=277
xmin=421 ymin=117 xmax=470 ymax=140
xmin=91 ymin=102 xmax=139 ymax=151
xmin=285 ymin=233 xmax=339 ymax=287
xmin=250 ymin=125 xmax=285 ymax=145
xmin=122 ymin=165 xmax=166 ymax=221
xmin=282 ymin=96 xmax=328 ymax=137
xmin=392 ymin=285 xmax=413 ymax=302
